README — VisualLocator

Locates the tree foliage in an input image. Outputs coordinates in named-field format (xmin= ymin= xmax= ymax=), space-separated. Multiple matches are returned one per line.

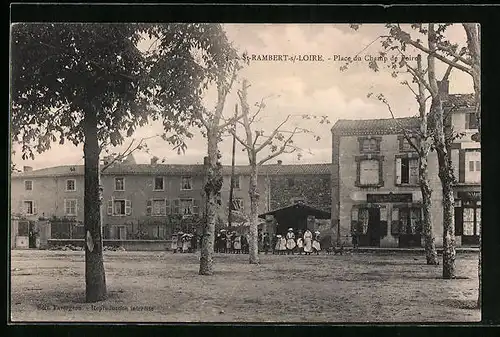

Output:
xmin=11 ymin=23 xmax=239 ymax=159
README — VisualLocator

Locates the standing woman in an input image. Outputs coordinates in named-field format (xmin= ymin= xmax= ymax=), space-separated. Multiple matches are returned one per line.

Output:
xmin=233 ymin=234 xmax=242 ymax=254
xmin=176 ymin=231 xmax=184 ymax=253
xmin=226 ymin=231 xmax=233 ymax=254
xmin=296 ymin=230 xmax=304 ymax=255
xmin=275 ymin=235 xmax=282 ymax=254
xmin=312 ymin=231 xmax=321 ymax=255
xmin=215 ymin=232 xmax=221 ymax=253
xmin=303 ymin=229 xmax=313 ymax=255
xmin=181 ymin=234 xmax=190 ymax=253
xmin=171 ymin=233 xmax=179 ymax=253
xmin=285 ymin=228 xmax=296 ymax=255
xmin=279 ymin=234 xmax=287 ymax=255
xmin=271 ymin=234 xmax=278 ymax=255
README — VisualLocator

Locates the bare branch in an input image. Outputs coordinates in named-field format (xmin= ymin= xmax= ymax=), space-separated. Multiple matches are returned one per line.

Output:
xmin=255 ymin=115 xmax=291 ymax=153
xmin=436 ymin=42 xmax=471 ymax=66
xmin=228 ymin=128 xmax=252 ymax=150
xmin=406 ymin=64 xmax=433 ymax=94
xmin=392 ymin=27 xmax=472 ymax=75
xmin=258 ymin=128 xmax=298 ymax=165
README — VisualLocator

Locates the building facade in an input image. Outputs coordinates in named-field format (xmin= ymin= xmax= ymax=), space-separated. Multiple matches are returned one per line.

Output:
xmin=11 ymin=159 xmax=331 ymax=242
xmin=331 ymin=85 xmax=480 ymax=248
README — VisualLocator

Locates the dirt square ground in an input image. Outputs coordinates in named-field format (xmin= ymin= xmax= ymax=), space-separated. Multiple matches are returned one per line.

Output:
xmin=10 ymin=249 xmax=480 ymax=322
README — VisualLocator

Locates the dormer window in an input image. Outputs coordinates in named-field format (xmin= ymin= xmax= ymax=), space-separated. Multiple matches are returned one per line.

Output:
xmin=398 ymin=135 xmax=419 ymax=152
xmin=358 ymin=136 xmax=382 ymax=153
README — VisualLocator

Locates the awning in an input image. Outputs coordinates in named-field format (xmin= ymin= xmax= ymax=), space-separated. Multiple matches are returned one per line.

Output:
xmin=258 ymin=203 xmax=331 ymax=220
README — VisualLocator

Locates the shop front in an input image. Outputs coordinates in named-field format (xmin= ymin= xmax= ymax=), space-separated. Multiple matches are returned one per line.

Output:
xmin=454 ymin=190 xmax=481 ymax=246
xmin=351 ymin=193 xmax=423 ymax=248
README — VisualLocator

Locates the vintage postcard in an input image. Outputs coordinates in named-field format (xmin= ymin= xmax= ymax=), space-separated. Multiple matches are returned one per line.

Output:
xmin=10 ymin=22 xmax=481 ymax=322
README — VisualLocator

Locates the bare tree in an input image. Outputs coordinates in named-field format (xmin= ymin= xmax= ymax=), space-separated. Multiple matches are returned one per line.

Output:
xmin=368 ymin=54 xmax=438 ymax=265
xmin=348 ymin=23 xmax=478 ymax=279
xmin=198 ymin=64 xmax=243 ymax=275
xmin=231 ymin=78 xmax=328 ymax=264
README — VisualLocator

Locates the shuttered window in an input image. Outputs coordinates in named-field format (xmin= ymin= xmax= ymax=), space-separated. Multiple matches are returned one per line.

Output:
xmin=359 ymin=160 xmax=379 ymax=185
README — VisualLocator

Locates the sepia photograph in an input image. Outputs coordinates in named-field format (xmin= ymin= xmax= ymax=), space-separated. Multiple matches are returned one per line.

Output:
xmin=9 ymin=22 xmax=481 ymax=323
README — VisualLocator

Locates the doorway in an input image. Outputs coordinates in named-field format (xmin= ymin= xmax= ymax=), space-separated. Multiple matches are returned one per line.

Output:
xmin=367 ymin=208 xmax=381 ymax=247
xmin=28 ymin=221 xmax=37 ymax=248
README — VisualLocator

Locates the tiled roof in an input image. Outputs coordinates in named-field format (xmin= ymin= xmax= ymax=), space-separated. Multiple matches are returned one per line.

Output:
xmin=445 ymin=94 xmax=475 ymax=108
xmin=331 ymin=117 xmax=420 ymax=136
xmin=12 ymin=163 xmax=331 ymax=179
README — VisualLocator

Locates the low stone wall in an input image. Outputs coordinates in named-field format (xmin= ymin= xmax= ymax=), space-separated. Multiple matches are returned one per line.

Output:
xmin=47 ymin=239 xmax=173 ymax=251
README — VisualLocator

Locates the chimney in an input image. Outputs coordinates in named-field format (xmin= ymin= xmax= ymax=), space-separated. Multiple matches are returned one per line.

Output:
xmin=203 ymin=156 xmax=209 ymax=166
xmin=277 ymin=160 xmax=282 ymax=165
xmin=23 ymin=166 xmax=33 ymax=172
xmin=437 ymin=80 xmax=449 ymax=100
xmin=151 ymin=156 xmax=159 ymax=165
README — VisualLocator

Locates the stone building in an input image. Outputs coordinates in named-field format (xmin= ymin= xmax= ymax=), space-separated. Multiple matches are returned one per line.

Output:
xmin=11 ymin=159 xmax=331 ymax=244
xmin=331 ymin=83 xmax=480 ymax=248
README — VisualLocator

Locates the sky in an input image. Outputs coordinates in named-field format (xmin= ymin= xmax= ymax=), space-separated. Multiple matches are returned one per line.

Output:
xmin=11 ymin=23 xmax=474 ymax=169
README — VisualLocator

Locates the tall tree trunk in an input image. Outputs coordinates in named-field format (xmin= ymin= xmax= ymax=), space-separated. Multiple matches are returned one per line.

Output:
xmin=463 ymin=22 xmax=481 ymax=309
xmin=83 ymin=105 xmax=107 ymax=302
xmin=248 ymin=159 xmax=259 ymax=264
xmin=199 ymin=132 xmax=220 ymax=275
xmin=419 ymin=152 xmax=439 ymax=265
xmin=431 ymin=98 xmax=456 ymax=279
xmin=415 ymin=55 xmax=439 ymax=266
xmin=427 ymin=23 xmax=456 ymax=279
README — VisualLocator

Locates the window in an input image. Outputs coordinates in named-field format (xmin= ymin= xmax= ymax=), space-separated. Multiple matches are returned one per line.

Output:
xmin=398 ymin=208 xmax=422 ymax=235
xmin=287 ymin=178 xmax=295 ymax=188
xmin=233 ymin=175 xmax=241 ymax=189
xmin=465 ymin=112 xmax=479 ymax=130
xmin=232 ymin=198 xmax=244 ymax=211
xmin=401 ymin=137 xmax=418 ymax=152
xmin=359 ymin=160 xmax=379 ymax=185
xmin=351 ymin=208 xmax=369 ymax=234
xmin=153 ymin=177 xmax=164 ymax=191
xmin=24 ymin=180 xmax=33 ymax=191
xmin=181 ymin=176 xmax=192 ymax=190
xmin=66 ymin=179 xmax=76 ymax=191
xmin=114 ymin=177 xmax=125 ymax=191
xmin=107 ymin=199 xmax=131 ymax=216
xmin=465 ymin=151 xmax=481 ymax=183
xmin=23 ymin=200 xmax=36 ymax=215
xmin=147 ymin=199 xmax=170 ymax=216
xmin=64 ymin=199 xmax=77 ymax=216
xmin=396 ymin=157 xmax=419 ymax=185
xmin=358 ymin=136 xmax=381 ymax=153
xmin=463 ymin=208 xmax=475 ymax=235
xmin=173 ymin=199 xmax=200 ymax=215
xmin=363 ymin=139 xmax=378 ymax=152
xmin=180 ymin=199 xmax=193 ymax=215
xmin=291 ymin=197 xmax=306 ymax=205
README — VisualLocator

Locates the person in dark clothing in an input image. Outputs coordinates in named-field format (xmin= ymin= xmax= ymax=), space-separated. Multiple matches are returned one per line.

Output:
xmin=351 ymin=230 xmax=359 ymax=250
xmin=263 ymin=232 xmax=271 ymax=254
xmin=220 ymin=229 xmax=227 ymax=253
xmin=241 ymin=234 xmax=249 ymax=254
xmin=190 ymin=233 xmax=197 ymax=252
xmin=258 ymin=229 xmax=263 ymax=253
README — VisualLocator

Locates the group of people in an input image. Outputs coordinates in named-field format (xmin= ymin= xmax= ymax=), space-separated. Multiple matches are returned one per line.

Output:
xmin=215 ymin=229 xmax=250 ymax=254
xmin=214 ymin=227 xmax=322 ymax=255
xmin=171 ymin=231 xmax=199 ymax=253
xmin=272 ymin=228 xmax=322 ymax=255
